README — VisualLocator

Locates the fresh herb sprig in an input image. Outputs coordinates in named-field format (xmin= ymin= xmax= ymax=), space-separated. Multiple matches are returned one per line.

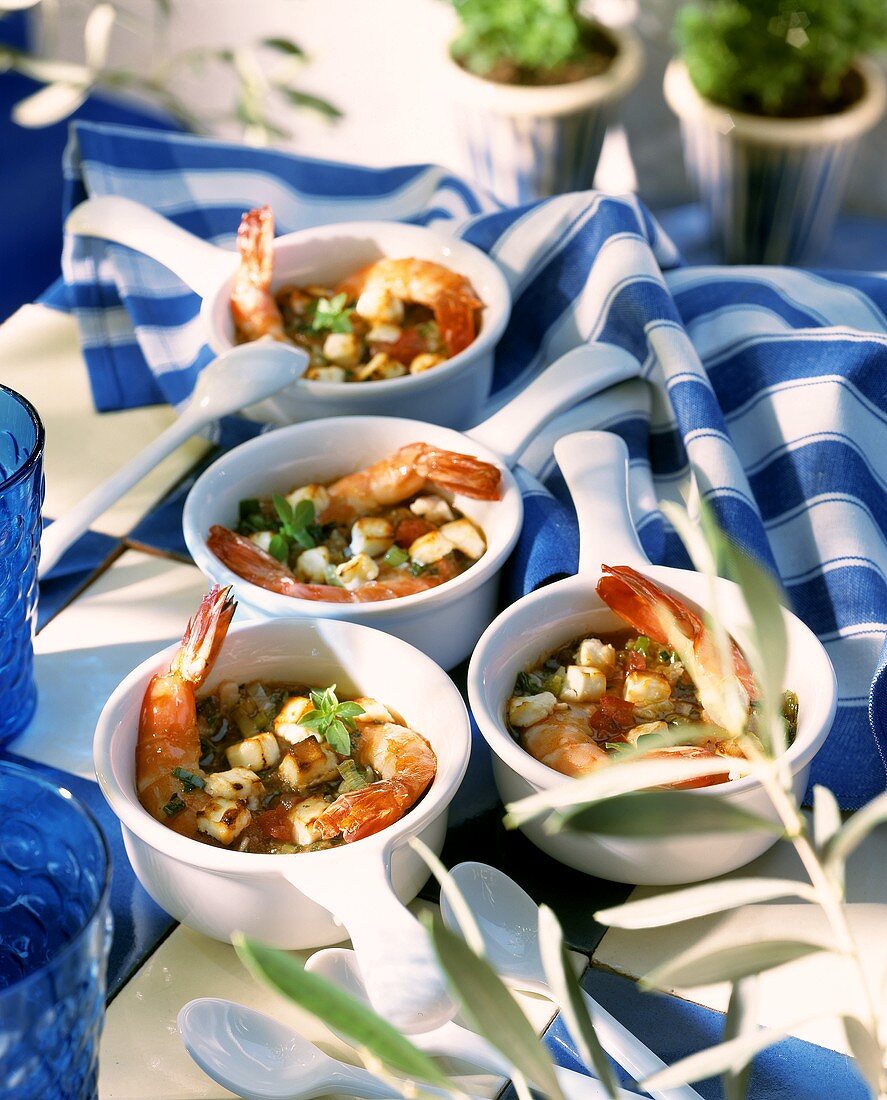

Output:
xmin=269 ymin=495 xmax=325 ymax=561
xmin=298 ymin=685 xmax=365 ymax=755
xmin=311 ymin=293 xmax=354 ymax=334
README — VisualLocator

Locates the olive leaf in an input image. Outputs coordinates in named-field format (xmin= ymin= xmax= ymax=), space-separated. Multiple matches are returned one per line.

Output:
xmin=537 ymin=905 xmax=618 ymax=1099
xmin=640 ymin=938 xmax=831 ymax=992
xmin=723 ymin=977 xmax=758 ymax=1100
xmin=823 ymin=789 xmax=887 ymax=872
xmin=841 ymin=1015 xmax=884 ymax=1096
xmin=234 ymin=935 xmax=453 ymax=1090
xmin=552 ymin=790 xmax=783 ymax=839
xmin=409 ymin=838 xmax=486 ymax=956
xmin=595 ymin=877 xmax=817 ymax=930
xmin=813 ymin=784 xmax=842 ymax=853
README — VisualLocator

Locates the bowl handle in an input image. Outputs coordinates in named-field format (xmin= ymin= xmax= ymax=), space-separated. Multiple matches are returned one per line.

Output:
xmin=65 ymin=196 xmax=235 ymax=299
xmin=283 ymin=841 xmax=455 ymax=1035
xmin=553 ymin=431 xmax=649 ymax=576
xmin=464 ymin=343 xmax=640 ymax=468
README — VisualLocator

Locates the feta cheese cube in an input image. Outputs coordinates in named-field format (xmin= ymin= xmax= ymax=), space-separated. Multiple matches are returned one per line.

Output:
xmin=355 ymin=286 xmax=404 ymax=325
xmin=296 ymin=545 xmax=330 ymax=584
xmin=408 ymin=529 xmax=454 ymax=565
xmin=274 ymin=696 xmax=315 ymax=743
xmin=350 ymin=517 xmax=394 ymax=558
xmin=285 ymin=483 xmax=330 ymax=517
xmin=322 ymin=333 xmax=362 ymax=368
xmin=225 ymin=731 xmax=280 ymax=771
xmin=410 ymin=352 xmax=446 ymax=375
xmin=576 ymin=638 xmax=617 ymax=674
xmin=336 ymin=552 xmax=380 ymax=590
xmin=203 ymin=768 xmax=264 ymax=809
xmin=508 ymin=691 xmax=557 ymax=728
xmin=359 ymin=352 xmax=406 ymax=380
xmin=310 ymin=365 xmax=348 ymax=383
xmin=410 ymin=495 xmax=455 ymax=525
xmin=559 ymin=665 xmax=607 ymax=703
xmin=278 ymin=737 xmax=341 ymax=791
xmin=196 ymin=798 xmax=251 ymax=845
xmin=287 ymin=795 xmax=330 ymax=846
xmin=366 ymin=323 xmax=402 ymax=344
xmin=623 ymin=671 xmax=672 ymax=706
xmin=439 ymin=518 xmax=486 ymax=560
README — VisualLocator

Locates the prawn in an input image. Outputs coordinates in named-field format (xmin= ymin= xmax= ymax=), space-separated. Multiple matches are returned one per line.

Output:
xmin=318 ymin=721 xmax=436 ymax=843
xmin=230 ymin=206 xmax=288 ymax=344
xmin=206 ymin=526 xmax=461 ymax=603
xmin=338 ymin=258 xmax=482 ymax=358
xmin=596 ymin=564 xmax=756 ymax=733
xmin=322 ymin=442 xmax=501 ymax=524
xmin=521 ymin=704 xmax=610 ymax=777
xmin=136 ymin=586 xmax=236 ymax=836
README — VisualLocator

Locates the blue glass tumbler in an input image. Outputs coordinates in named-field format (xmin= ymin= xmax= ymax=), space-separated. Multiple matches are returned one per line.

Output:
xmin=0 ymin=385 xmax=44 ymax=745
xmin=0 ymin=762 xmax=112 ymax=1099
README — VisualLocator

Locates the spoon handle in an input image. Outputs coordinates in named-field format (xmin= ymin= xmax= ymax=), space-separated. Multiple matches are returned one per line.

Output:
xmin=579 ymin=989 xmax=704 ymax=1100
xmin=38 ymin=412 xmax=199 ymax=578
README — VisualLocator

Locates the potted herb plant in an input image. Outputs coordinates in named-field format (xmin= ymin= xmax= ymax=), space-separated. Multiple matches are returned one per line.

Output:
xmin=445 ymin=0 xmax=643 ymax=205
xmin=665 ymin=0 xmax=887 ymax=264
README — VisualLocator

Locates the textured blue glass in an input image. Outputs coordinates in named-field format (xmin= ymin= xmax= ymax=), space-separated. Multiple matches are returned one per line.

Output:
xmin=0 ymin=762 xmax=112 ymax=1099
xmin=0 ymin=386 xmax=44 ymax=745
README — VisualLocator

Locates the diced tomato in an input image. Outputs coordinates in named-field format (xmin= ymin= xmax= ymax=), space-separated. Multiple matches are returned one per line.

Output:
xmin=374 ymin=327 xmax=427 ymax=366
xmin=254 ymin=804 xmax=292 ymax=841
xmin=588 ymin=694 xmax=637 ymax=738
xmin=623 ymin=651 xmax=646 ymax=671
xmin=648 ymin=747 xmax=730 ymax=789
xmin=394 ymin=517 xmax=434 ymax=548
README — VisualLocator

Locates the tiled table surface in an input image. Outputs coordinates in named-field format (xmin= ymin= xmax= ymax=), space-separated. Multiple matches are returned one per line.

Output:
xmin=1 ymin=302 xmax=879 ymax=1099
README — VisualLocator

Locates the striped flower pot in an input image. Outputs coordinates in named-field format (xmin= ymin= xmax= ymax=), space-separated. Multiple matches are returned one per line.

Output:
xmin=446 ymin=27 xmax=643 ymax=206
xmin=664 ymin=58 xmax=887 ymax=265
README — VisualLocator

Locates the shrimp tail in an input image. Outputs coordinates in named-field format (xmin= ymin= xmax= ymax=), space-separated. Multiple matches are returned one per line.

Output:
xmin=170 ymin=585 xmax=236 ymax=686
xmin=236 ymin=205 xmax=274 ymax=290
xmin=318 ymin=779 xmax=410 ymax=843
xmin=207 ymin=526 xmax=354 ymax=603
xmin=597 ymin=564 xmax=756 ymax=699
xmin=413 ymin=446 xmax=502 ymax=501
xmin=231 ymin=206 xmax=287 ymax=343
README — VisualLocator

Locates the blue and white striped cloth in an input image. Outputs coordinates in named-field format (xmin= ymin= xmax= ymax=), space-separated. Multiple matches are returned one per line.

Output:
xmin=62 ymin=121 xmax=887 ymax=809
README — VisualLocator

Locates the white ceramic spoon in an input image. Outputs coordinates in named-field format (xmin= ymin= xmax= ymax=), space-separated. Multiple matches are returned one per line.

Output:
xmin=441 ymin=863 xmax=704 ymax=1100
xmin=177 ymin=997 xmax=484 ymax=1100
xmin=306 ymin=947 xmax=644 ymax=1100
xmin=38 ymin=342 xmax=307 ymax=579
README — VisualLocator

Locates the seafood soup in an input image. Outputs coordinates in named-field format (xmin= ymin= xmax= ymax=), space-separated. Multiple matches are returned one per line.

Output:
xmin=507 ymin=565 xmax=798 ymax=789
xmin=231 ymin=207 xmax=484 ymax=382
xmin=206 ymin=443 xmax=502 ymax=604
xmin=137 ymin=588 xmax=437 ymax=853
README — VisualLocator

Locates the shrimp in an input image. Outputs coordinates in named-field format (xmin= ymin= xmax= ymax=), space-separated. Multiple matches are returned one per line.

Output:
xmin=521 ymin=704 xmax=610 ymax=777
xmin=230 ymin=206 xmax=288 ymax=344
xmin=318 ymin=721 xmax=436 ymax=843
xmin=596 ymin=564 xmax=756 ymax=733
xmin=337 ymin=258 xmax=482 ymax=358
xmin=136 ymin=586 xmax=236 ymax=836
xmin=322 ymin=442 xmax=501 ymax=524
xmin=206 ymin=526 xmax=461 ymax=603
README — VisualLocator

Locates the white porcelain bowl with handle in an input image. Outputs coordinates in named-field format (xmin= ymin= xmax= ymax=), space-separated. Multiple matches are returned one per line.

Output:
xmin=468 ymin=431 xmax=837 ymax=884
xmin=65 ymin=196 xmax=511 ymax=429
xmin=93 ymin=614 xmax=471 ymax=1031
xmin=182 ymin=344 xmax=642 ymax=669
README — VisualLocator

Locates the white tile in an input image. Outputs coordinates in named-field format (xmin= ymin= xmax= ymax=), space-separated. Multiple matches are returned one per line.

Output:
xmin=0 ymin=304 xmax=208 ymax=536
xmin=15 ymin=552 xmax=209 ymax=779
xmin=593 ymin=819 xmax=887 ymax=1054
xmin=99 ymin=904 xmax=557 ymax=1100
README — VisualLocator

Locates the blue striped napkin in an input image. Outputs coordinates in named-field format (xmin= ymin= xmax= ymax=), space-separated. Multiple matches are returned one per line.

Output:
xmin=62 ymin=121 xmax=887 ymax=809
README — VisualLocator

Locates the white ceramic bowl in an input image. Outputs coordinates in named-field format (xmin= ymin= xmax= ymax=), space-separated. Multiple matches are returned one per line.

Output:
xmin=182 ymin=344 xmax=642 ymax=669
xmin=65 ymin=197 xmax=512 ymax=429
xmin=468 ymin=432 xmax=837 ymax=885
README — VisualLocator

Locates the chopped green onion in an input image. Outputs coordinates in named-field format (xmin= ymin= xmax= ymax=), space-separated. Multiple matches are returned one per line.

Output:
xmin=162 ymin=793 xmax=186 ymax=817
xmin=633 ymin=635 xmax=651 ymax=655
xmin=324 ymin=564 xmax=344 ymax=587
xmin=514 ymin=671 xmax=541 ymax=695
xmin=383 ymin=545 xmax=409 ymax=568
xmin=171 ymin=767 xmax=205 ymax=792
xmin=337 ymin=758 xmax=369 ymax=792
xmin=541 ymin=671 xmax=565 ymax=697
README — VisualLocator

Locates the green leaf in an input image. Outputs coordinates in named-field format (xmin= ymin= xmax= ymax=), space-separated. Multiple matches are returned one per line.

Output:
xmin=505 ymin=754 xmax=738 ymax=829
xmin=268 ymin=534 xmax=289 ymax=562
xmin=312 ymin=293 xmax=353 ymax=333
xmin=554 ymin=791 xmax=783 ymax=838
xmin=841 ymin=1015 xmax=883 ymax=1096
xmin=723 ymin=978 xmax=757 ymax=1100
xmin=263 ymin=36 xmax=306 ymax=57
xmin=272 ymin=493 xmax=294 ymax=526
xmin=640 ymin=938 xmax=830 ymax=991
xmin=824 ymin=789 xmax=887 ymax=871
xmin=234 ymin=935 xmax=453 ymax=1089
xmin=336 ymin=702 xmax=366 ymax=720
xmin=595 ymin=877 xmax=817 ymax=929
xmin=813 ymin=784 xmax=842 ymax=853
xmin=325 ymin=719 xmax=351 ymax=756
xmin=409 ymin=837 xmax=486 ymax=956
xmin=424 ymin=911 xmax=565 ymax=1100
xmin=537 ymin=906 xmax=618 ymax=1099
xmin=278 ymin=85 xmax=343 ymax=119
